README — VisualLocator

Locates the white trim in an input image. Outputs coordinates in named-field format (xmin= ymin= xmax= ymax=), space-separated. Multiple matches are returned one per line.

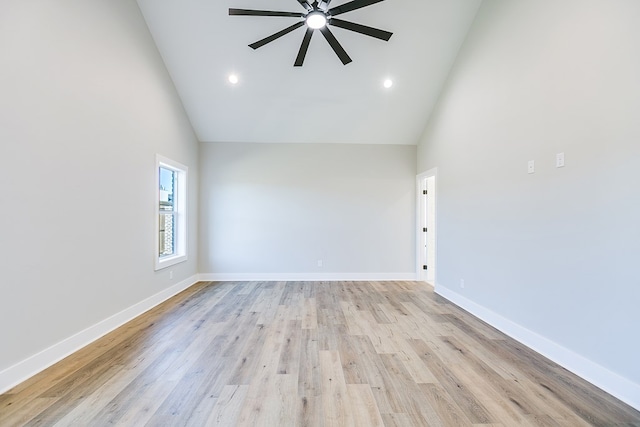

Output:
xmin=198 ymin=273 xmax=418 ymax=282
xmin=416 ymin=168 xmax=438 ymax=284
xmin=435 ymin=284 xmax=640 ymax=411
xmin=0 ymin=275 xmax=200 ymax=395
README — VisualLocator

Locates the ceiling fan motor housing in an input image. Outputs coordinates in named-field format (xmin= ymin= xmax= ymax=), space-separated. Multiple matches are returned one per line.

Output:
xmin=306 ymin=11 xmax=328 ymax=29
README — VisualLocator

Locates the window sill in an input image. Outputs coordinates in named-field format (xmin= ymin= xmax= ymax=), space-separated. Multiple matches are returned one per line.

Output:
xmin=155 ymin=254 xmax=187 ymax=271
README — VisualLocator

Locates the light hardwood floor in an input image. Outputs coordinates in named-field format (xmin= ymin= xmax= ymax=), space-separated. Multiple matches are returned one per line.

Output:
xmin=1 ymin=281 xmax=639 ymax=426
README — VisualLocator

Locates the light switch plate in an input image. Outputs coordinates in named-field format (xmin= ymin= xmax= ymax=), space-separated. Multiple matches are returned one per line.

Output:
xmin=556 ymin=152 xmax=565 ymax=168
xmin=528 ymin=160 xmax=535 ymax=174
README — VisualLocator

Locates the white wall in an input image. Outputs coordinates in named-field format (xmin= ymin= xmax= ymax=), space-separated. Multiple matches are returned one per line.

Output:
xmin=418 ymin=0 xmax=640 ymax=406
xmin=199 ymin=143 xmax=416 ymax=280
xmin=0 ymin=0 xmax=199 ymax=382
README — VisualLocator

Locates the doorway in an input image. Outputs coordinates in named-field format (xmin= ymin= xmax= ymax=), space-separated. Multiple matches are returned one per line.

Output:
xmin=416 ymin=169 xmax=437 ymax=284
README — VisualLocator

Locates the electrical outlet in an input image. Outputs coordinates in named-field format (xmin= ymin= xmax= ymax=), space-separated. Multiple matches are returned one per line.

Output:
xmin=169 ymin=271 xmax=173 ymax=280
xmin=556 ymin=152 xmax=565 ymax=168
xmin=528 ymin=160 xmax=535 ymax=174
xmin=460 ymin=279 xmax=465 ymax=289
xmin=317 ymin=260 xmax=323 ymax=268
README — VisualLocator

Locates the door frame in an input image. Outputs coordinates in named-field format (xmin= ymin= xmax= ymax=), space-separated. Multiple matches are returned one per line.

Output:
xmin=416 ymin=168 xmax=437 ymax=284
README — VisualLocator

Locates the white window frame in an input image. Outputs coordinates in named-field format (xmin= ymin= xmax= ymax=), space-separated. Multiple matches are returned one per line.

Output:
xmin=155 ymin=155 xmax=188 ymax=270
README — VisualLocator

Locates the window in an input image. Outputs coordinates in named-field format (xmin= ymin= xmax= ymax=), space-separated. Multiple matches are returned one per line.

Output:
xmin=155 ymin=155 xmax=187 ymax=270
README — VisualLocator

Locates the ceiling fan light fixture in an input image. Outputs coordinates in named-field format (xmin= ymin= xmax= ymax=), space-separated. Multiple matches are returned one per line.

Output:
xmin=306 ymin=12 xmax=327 ymax=29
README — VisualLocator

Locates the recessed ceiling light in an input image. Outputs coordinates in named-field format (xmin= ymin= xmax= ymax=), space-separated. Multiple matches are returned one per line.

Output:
xmin=306 ymin=12 xmax=327 ymax=29
xmin=383 ymin=79 xmax=393 ymax=89
xmin=228 ymin=74 xmax=239 ymax=85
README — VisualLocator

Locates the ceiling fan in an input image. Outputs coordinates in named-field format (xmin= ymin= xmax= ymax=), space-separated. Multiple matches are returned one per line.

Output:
xmin=229 ymin=0 xmax=393 ymax=66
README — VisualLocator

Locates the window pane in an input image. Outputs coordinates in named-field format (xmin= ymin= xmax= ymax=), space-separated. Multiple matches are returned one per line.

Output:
xmin=156 ymin=156 xmax=187 ymax=270
xmin=159 ymin=167 xmax=175 ymax=211
xmin=159 ymin=213 xmax=175 ymax=257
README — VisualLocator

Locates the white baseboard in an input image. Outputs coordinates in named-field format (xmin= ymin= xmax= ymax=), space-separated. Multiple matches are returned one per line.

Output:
xmin=198 ymin=273 xmax=418 ymax=282
xmin=435 ymin=284 xmax=640 ymax=411
xmin=0 ymin=275 xmax=200 ymax=395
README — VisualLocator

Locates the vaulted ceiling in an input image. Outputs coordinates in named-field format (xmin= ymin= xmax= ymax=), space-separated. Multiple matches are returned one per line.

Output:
xmin=136 ymin=0 xmax=481 ymax=145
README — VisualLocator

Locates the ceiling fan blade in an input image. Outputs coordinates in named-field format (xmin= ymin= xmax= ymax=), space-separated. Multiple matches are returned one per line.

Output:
xmin=296 ymin=0 xmax=313 ymax=11
xmin=229 ymin=8 xmax=304 ymax=18
xmin=329 ymin=18 xmax=392 ymax=41
xmin=328 ymin=0 xmax=384 ymax=16
xmin=319 ymin=26 xmax=352 ymax=65
xmin=249 ymin=21 xmax=306 ymax=50
xmin=294 ymin=28 xmax=314 ymax=67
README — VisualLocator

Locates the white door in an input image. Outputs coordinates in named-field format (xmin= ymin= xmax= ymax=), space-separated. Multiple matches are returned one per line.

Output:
xmin=417 ymin=170 xmax=436 ymax=284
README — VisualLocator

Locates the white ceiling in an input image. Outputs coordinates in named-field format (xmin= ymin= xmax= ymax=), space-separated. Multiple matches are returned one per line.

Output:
xmin=136 ymin=0 xmax=481 ymax=145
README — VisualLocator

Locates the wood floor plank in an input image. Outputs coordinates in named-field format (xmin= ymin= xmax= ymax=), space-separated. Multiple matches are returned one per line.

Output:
xmin=443 ymin=335 xmax=589 ymax=426
xmin=278 ymin=320 xmax=303 ymax=376
xmin=446 ymin=354 xmax=534 ymax=426
xmin=380 ymin=412 xmax=414 ymax=427
xmin=49 ymin=366 xmax=135 ymax=427
xmin=143 ymin=335 xmax=234 ymax=424
xmin=337 ymin=329 xmax=368 ymax=385
xmin=235 ymin=305 xmax=296 ymax=425
xmin=483 ymin=336 xmax=637 ymax=425
xmin=2 ymin=281 xmax=638 ymax=427
xmin=238 ymin=374 xmax=298 ymax=426
xmin=1 ymin=397 xmax=59 ymax=427
xmin=346 ymin=384 xmax=384 ymax=427
xmin=297 ymin=394 xmax=324 ymax=427
xmin=319 ymin=350 xmax=354 ymax=427
xmin=90 ymin=332 xmax=228 ymax=426
xmin=298 ymin=328 xmax=322 ymax=398
xmin=419 ymin=383 xmax=473 ymax=426
xmin=407 ymin=338 xmax=495 ymax=424
xmin=302 ymin=297 xmax=318 ymax=330
xmin=224 ymin=324 xmax=269 ymax=387
xmin=348 ymin=335 xmax=404 ymax=414
xmin=204 ymin=384 xmax=248 ymax=426
xmin=378 ymin=353 xmax=445 ymax=426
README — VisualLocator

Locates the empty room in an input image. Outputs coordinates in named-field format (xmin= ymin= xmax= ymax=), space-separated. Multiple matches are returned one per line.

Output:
xmin=1 ymin=0 xmax=639 ymax=425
